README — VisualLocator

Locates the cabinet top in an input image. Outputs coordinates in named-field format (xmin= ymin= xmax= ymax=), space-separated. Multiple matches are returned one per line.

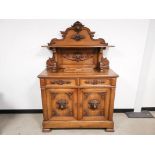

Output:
xmin=38 ymin=69 xmax=119 ymax=78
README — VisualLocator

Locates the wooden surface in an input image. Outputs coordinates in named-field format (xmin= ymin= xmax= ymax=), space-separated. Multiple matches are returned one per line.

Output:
xmin=38 ymin=69 xmax=118 ymax=78
xmin=38 ymin=21 xmax=118 ymax=132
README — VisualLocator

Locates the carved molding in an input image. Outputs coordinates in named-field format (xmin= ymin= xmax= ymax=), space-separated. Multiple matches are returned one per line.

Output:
xmin=85 ymin=79 xmax=105 ymax=85
xmin=50 ymin=80 xmax=71 ymax=85
xmin=63 ymin=53 xmax=93 ymax=62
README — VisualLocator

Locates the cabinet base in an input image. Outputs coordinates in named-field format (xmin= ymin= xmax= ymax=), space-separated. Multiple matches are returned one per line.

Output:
xmin=43 ymin=120 xmax=114 ymax=129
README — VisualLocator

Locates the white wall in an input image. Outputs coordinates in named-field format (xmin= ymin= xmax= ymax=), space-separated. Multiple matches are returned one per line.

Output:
xmin=0 ymin=19 xmax=150 ymax=109
xmin=141 ymin=20 xmax=155 ymax=108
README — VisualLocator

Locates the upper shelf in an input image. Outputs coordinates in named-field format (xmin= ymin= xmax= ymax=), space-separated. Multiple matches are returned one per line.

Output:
xmin=42 ymin=21 xmax=114 ymax=49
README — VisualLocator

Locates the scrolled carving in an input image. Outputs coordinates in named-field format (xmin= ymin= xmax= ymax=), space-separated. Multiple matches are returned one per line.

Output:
xmin=63 ymin=53 xmax=93 ymax=62
xmin=98 ymin=57 xmax=109 ymax=71
xmin=47 ymin=21 xmax=108 ymax=48
xmin=88 ymin=99 xmax=100 ymax=110
xmin=50 ymin=80 xmax=71 ymax=85
xmin=46 ymin=57 xmax=57 ymax=72
xmin=56 ymin=99 xmax=67 ymax=110
xmin=85 ymin=79 xmax=105 ymax=85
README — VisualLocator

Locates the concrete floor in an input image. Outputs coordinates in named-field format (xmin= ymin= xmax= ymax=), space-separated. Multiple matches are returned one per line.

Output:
xmin=0 ymin=112 xmax=155 ymax=135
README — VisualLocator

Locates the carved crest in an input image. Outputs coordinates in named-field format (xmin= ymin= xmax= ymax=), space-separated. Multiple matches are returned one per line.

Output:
xmin=48 ymin=21 xmax=108 ymax=47
xmin=71 ymin=21 xmax=84 ymax=33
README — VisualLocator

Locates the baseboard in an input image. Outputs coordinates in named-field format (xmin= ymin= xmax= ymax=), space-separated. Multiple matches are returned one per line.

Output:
xmin=0 ymin=107 xmax=154 ymax=114
xmin=114 ymin=109 xmax=134 ymax=113
xmin=0 ymin=109 xmax=42 ymax=114
xmin=141 ymin=107 xmax=155 ymax=111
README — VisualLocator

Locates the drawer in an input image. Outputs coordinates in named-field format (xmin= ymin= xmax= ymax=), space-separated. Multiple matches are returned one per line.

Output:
xmin=46 ymin=79 xmax=76 ymax=86
xmin=80 ymin=78 xmax=111 ymax=86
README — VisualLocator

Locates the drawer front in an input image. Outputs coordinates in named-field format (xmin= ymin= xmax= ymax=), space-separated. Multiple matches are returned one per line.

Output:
xmin=80 ymin=78 xmax=110 ymax=86
xmin=46 ymin=79 xmax=76 ymax=86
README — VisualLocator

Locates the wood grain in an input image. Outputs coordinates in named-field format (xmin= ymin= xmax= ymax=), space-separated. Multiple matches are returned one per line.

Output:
xmin=38 ymin=21 xmax=118 ymax=132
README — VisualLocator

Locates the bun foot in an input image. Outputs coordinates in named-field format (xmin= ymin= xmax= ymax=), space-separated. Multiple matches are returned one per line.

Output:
xmin=42 ymin=128 xmax=52 ymax=132
xmin=105 ymin=128 xmax=115 ymax=132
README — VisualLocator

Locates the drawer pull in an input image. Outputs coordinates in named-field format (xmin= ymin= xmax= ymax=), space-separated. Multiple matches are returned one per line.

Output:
xmin=50 ymin=80 xmax=71 ymax=85
xmin=88 ymin=99 xmax=99 ymax=110
xmin=85 ymin=79 xmax=105 ymax=85
xmin=56 ymin=99 xmax=67 ymax=110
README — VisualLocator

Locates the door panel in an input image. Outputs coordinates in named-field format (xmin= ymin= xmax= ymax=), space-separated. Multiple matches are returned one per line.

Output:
xmin=46 ymin=88 xmax=77 ymax=121
xmin=79 ymin=88 xmax=110 ymax=121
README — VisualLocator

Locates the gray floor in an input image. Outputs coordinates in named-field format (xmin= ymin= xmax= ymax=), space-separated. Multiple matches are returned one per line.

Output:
xmin=0 ymin=112 xmax=155 ymax=135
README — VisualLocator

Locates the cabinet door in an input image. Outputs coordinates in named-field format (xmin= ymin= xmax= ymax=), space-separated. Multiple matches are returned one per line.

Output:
xmin=46 ymin=88 xmax=77 ymax=121
xmin=79 ymin=88 xmax=110 ymax=121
